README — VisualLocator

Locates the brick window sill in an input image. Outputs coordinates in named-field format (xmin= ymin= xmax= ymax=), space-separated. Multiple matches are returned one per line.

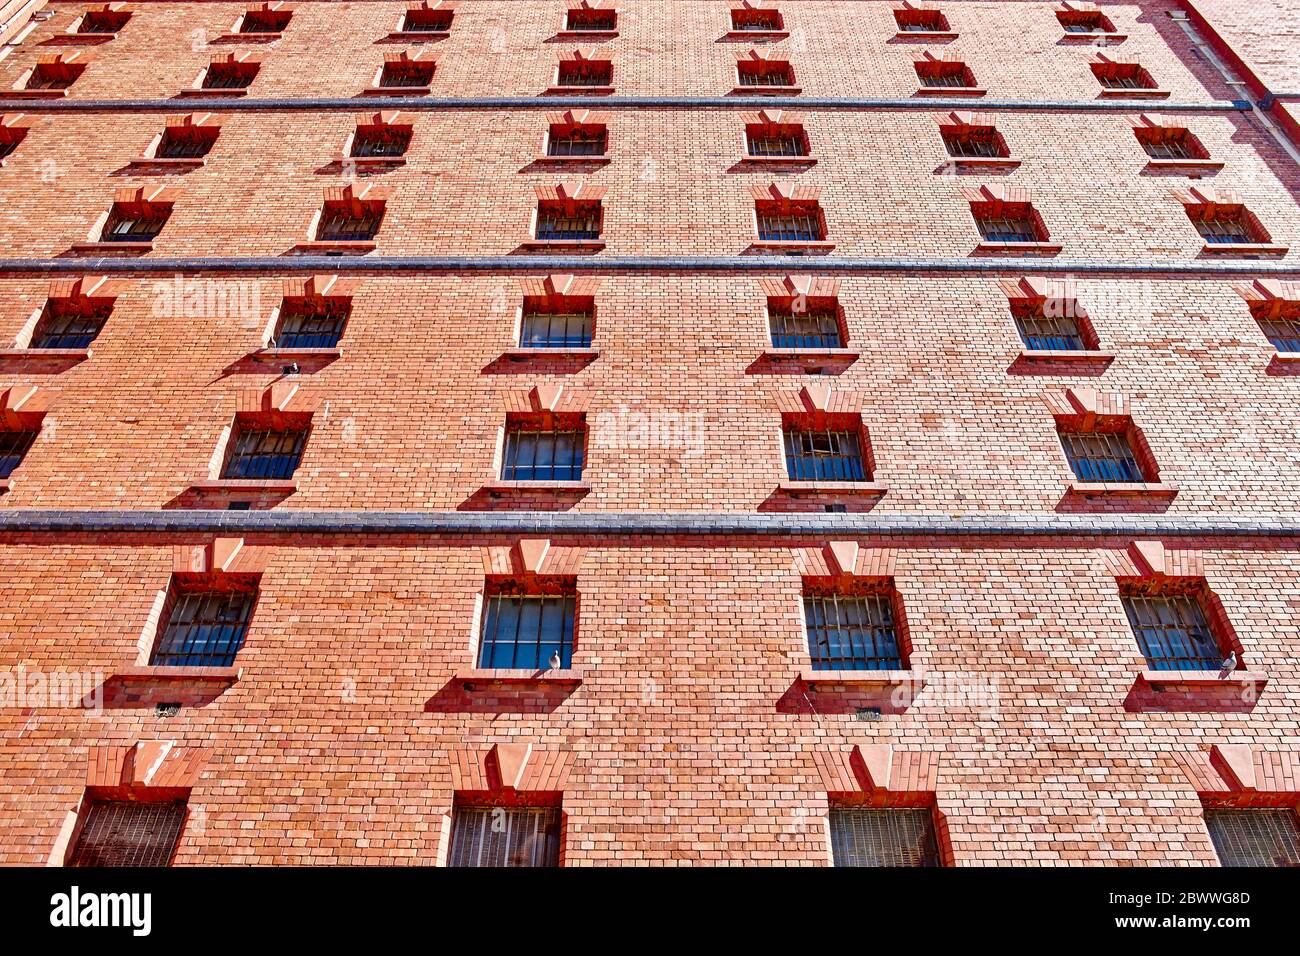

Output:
xmin=190 ymin=478 xmax=299 ymax=493
xmin=1066 ymin=480 xmax=1178 ymax=498
xmin=741 ymin=154 xmax=817 ymax=166
xmin=455 ymin=668 xmax=584 ymax=687
xmin=534 ymin=153 xmax=611 ymax=165
xmin=546 ymin=85 xmax=615 ymax=96
xmin=9 ymin=89 xmax=70 ymax=100
xmin=761 ymin=347 xmax=859 ymax=362
xmin=723 ymin=29 xmax=789 ymax=41
xmin=1016 ymin=349 xmax=1115 ymax=364
xmin=113 ymin=664 xmax=242 ymax=684
xmin=130 ymin=156 xmax=206 ymax=170
xmin=973 ymin=240 xmax=1062 ymax=257
xmin=1138 ymin=668 xmax=1266 ymax=689
xmin=0 ymin=347 xmax=90 ymax=365
xmin=1062 ymin=32 xmax=1127 ymax=42
xmin=483 ymin=479 xmax=591 ymax=492
xmin=386 ymin=30 xmax=451 ymax=41
xmin=556 ymin=29 xmax=618 ymax=40
xmin=519 ymin=239 xmax=606 ymax=252
xmin=731 ymin=85 xmax=802 ymax=96
xmin=945 ymin=156 xmax=1020 ymax=170
xmin=500 ymin=346 xmax=600 ymax=359
xmin=217 ymin=32 xmax=283 ymax=42
xmin=800 ymin=669 xmax=924 ymax=688
xmin=1272 ymin=350 xmax=1300 ymax=363
xmin=894 ymin=31 xmax=958 ymax=41
xmin=915 ymin=87 xmax=985 ymax=97
xmin=70 ymin=241 xmax=154 ymax=257
xmin=51 ymin=31 xmax=118 ymax=44
xmin=1098 ymin=88 xmax=1171 ymax=99
xmin=1144 ymin=157 xmax=1224 ymax=172
xmin=250 ymin=346 xmax=342 ymax=363
xmin=778 ymin=480 xmax=888 ymax=496
xmin=177 ymin=88 xmax=249 ymax=98
xmin=340 ymin=155 xmax=406 ymax=169
xmin=748 ymin=240 xmax=836 ymax=255
xmin=1200 ymin=243 xmax=1289 ymax=257
xmin=288 ymin=240 xmax=378 ymax=255
xmin=362 ymin=85 xmax=431 ymax=96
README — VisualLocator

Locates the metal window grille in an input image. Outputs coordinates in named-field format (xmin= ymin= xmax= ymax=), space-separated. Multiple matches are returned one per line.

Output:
xmin=567 ymin=9 xmax=616 ymax=30
xmin=502 ymin=427 xmax=585 ymax=481
xmin=976 ymin=215 xmax=1039 ymax=243
xmin=102 ymin=206 xmax=169 ymax=242
xmin=918 ymin=65 xmax=972 ymax=88
xmin=275 ymin=301 xmax=349 ymax=349
xmin=805 ymin=594 xmax=902 ymax=670
xmin=1122 ymin=594 xmax=1224 ymax=671
xmin=547 ymin=128 xmax=607 ymax=156
xmin=747 ymin=129 xmax=808 ymax=157
xmin=732 ymin=10 xmax=782 ymax=30
xmin=942 ymin=129 xmax=1004 ymax=158
xmin=479 ymin=593 xmax=576 ymax=669
xmin=769 ymin=304 xmax=841 ymax=349
xmin=379 ymin=62 xmax=434 ymax=87
xmin=351 ymin=125 xmax=411 ymax=157
xmin=1139 ymin=133 xmax=1197 ymax=160
xmin=0 ymin=430 xmax=37 ymax=480
xmin=1205 ymin=809 xmax=1300 ymax=867
xmin=1060 ymin=13 xmax=1107 ymax=33
xmin=157 ymin=126 xmax=218 ymax=159
xmin=67 ymin=800 xmax=186 ymax=867
xmin=1259 ymin=314 xmax=1300 ymax=353
xmin=557 ymin=61 xmax=612 ymax=86
xmin=32 ymin=301 xmax=110 ymax=349
xmin=222 ymin=426 xmax=307 ymax=480
xmin=27 ymin=65 xmax=78 ymax=90
xmin=403 ymin=9 xmax=453 ymax=31
xmin=1014 ymin=308 xmax=1085 ymax=351
xmin=520 ymin=308 xmax=593 ymax=348
xmin=758 ymin=209 xmax=823 ymax=242
xmin=897 ymin=12 xmax=946 ymax=32
xmin=1097 ymin=67 xmax=1151 ymax=90
xmin=738 ymin=63 xmax=794 ymax=86
xmin=1060 ymin=430 xmax=1144 ymax=483
xmin=152 ymin=589 xmax=255 ymax=667
xmin=1194 ymin=215 xmax=1253 ymax=245
xmin=202 ymin=63 xmax=255 ymax=89
xmin=829 ymin=808 xmax=940 ymax=867
xmin=784 ymin=428 xmax=866 ymax=481
xmin=240 ymin=9 xmax=290 ymax=33
xmin=448 ymin=806 xmax=561 ymax=867
xmin=80 ymin=11 xmax=129 ymax=33
xmin=536 ymin=204 xmax=601 ymax=240
xmin=317 ymin=206 xmax=383 ymax=241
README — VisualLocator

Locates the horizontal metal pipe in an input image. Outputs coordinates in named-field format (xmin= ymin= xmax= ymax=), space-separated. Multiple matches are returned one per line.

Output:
xmin=3 ymin=510 xmax=1300 ymax=539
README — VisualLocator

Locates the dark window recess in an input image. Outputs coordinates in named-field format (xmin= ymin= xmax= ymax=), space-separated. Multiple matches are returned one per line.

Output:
xmin=731 ymin=8 xmax=783 ymax=31
xmin=79 ymin=10 xmax=131 ymax=33
xmin=379 ymin=61 xmax=435 ymax=88
xmin=805 ymin=593 xmax=902 ymax=670
xmin=403 ymin=8 xmax=453 ymax=32
xmin=479 ymin=592 xmax=576 ymax=669
xmin=769 ymin=302 xmax=841 ymax=349
xmin=1122 ymin=593 xmax=1225 ymax=672
xmin=152 ymin=588 xmax=256 ymax=667
xmin=747 ymin=124 xmax=809 ymax=157
xmin=26 ymin=62 xmax=83 ymax=90
xmin=1060 ymin=430 xmax=1144 ymax=483
xmin=917 ymin=62 xmax=975 ymax=88
xmin=547 ymin=126 xmax=607 ymax=156
xmin=0 ymin=430 xmax=37 ymax=480
xmin=32 ymin=300 xmax=110 ymax=349
xmin=0 ymin=133 xmax=21 ymax=162
xmin=1258 ymin=312 xmax=1300 ymax=353
xmin=274 ymin=301 xmax=349 ymax=349
xmin=351 ymin=124 xmax=412 ymax=158
xmin=895 ymin=9 xmax=949 ymax=32
xmin=449 ymin=806 xmax=561 ymax=867
xmin=101 ymin=204 xmax=170 ymax=243
xmin=156 ymin=125 xmax=219 ymax=159
xmin=1013 ymin=305 xmax=1085 ymax=351
xmin=975 ymin=213 xmax=1041 ymax=243
xmin=566 ymin=8 xmax=616 ymax=31
xmin=1059 ymin=10 xmax=1113 ymax=33
xmin=737 ymin=60 xmax=795 ymax=87
xmin=239 ymin=8 xmax=291 ymax=33
xmin=223 ymin=426 xmax=308 ymax=480
xmin=829 ymin=808 xmax=941 ymax=867
xmin=202 ymin=62 xmax=257 ymax=89
xmin=757 ymin=204 xmax=825 ymax=242
xmin=784 ymin=428 xmax=866 ymax=482
xmin=942 ymin=127 xmax=1007 ymax=158
xmin=1205 ymin=809 xmax=1300 ymax=867
xmin=317 ymin=205 xmax=383 ymax=241
xmin=67 ymin=800 xmax=186 ymax=867
xmin=1094 ymin=64 xmax=1157 ymax=90
xmin=557 ymin=60 xmax=612 ymax=87
xmin=1135 ymin=127 xmax=1205 ymax=160
xmin=502 ymin=427 xmax=585 ymax=481
xmin=520 ymin=304 xmax=594 ymax=348
xmin=1192 ymin=211 xmax=1259 ymax=245
xmin=536 ymin=202 xmax=601 ymax=241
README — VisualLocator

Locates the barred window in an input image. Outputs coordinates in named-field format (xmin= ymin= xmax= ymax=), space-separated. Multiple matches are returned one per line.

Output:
xmin=547 ymin=126 xmax=607 ymax=156
xmin=240 ymin=8 xmax=291 ymax=33
xmin=1136 ymin=128 xmax=1203 ymax=160
xmin=1205 ymin=808 xmax=1300 ymax=867
xmin=502 ymin=427 xmax=585 ymax=481
xmin=222 ymin=425 xmax=308 ymax=480
xmin=67 ymin=800 xmax=186 ymax=867
xmin=895 ymin=9 xmax=948 ymax=32
xmin=1258 ymin=313 xmax=1300 ymax=353
xmin=27 ymin=63 xmax=83 ymax=90
xmin=829 ymin=808 xmax=941 ymax=867
xmin=942 ymin=128 xmax=1006 ymax=159
xmin=520 ymin=303 xmax=594 ymax=348
xmin=202 ymin=62 xmax=257 ymax=89
xmin=746 ymin=124 xmax=809 ymax=158
xmin=317 ymin=206 xmax=383 ymax=242
xmin=351 ymin=124 xmax=411 ymax=158
xmin=32 ymin=300 xmax=111 ymax=350
xmin=536 ymin=202 xmax=601 ymax=241
xmin=732 ymin=8 xmax=783 ymax=31
xmin=1193 ymin=212 xmax=1256 ymax=245
xmin=479 ymin=592 xmax=576 ymax=669
xmin=1058 ymin=10 xmax=1112 ymax=33
xmin=379 ymin=61 xmax=435 ymax=88
xmin=1060 ymin=431 xmax=1144 ymax=483
xmin=0 ymin=430 xmax=37 ymax=480
xmin=152 ymin=587 xmax=256 ymax=667
xmin=975 ymin=214 xmax=1040 ymax=243
xmin=102 ymin=206 xmax=170 ymax=242
xmin=79 ymin=9 xmax=131 ymax=33
xmin=1094 ymin=64 xmax=1156 ymax=90
xmin=403 ymin=8 xmax=453 ymax=32
xmin=784 ymin=428 xmax=867 ymax=482
xmin=567 ymin=8 xmax=616 ymax=31
xmin=769 ymin=302 xmax=841 ymax=349
xmin=557 ymin=60 xmax=612 ymax=87
xmin=449 ymin=806 xmax=561 ymax=867
xmin=1122 ymin=593 xmax=1224 ymax=671
xmin=1013 ymin=305 xmax=1085 ymax=351
xmin=737 ymin=61 xmax=795 ymax=87
xmin=805 ymin=593 xmax=902 ymax=670
xmin=157 ymin=125 xmax=219 ymax=159
xmin=757 ymin=205 xmax=824 ymax=242
xmin=274 ymin=300 xmax=349 ymax=349
xmin=917 ymin=63 xmax=974 ymax=88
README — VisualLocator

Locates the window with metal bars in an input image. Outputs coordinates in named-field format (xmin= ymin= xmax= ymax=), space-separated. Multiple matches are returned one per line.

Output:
xmin=31 ymin=300 xmax=110 ymax=349
xmin=202 ymin=62 xmax=257 ymax=89
xmin=101 ymin=205 xmax=170 ymax=242
xmin=1192 ymin=212 xmax=1258 ymax=245
xmin=448 ymin=806 xmax=561 ymax=867
xmin=746 ymin=124 xmax=809 ymax=158
xmin=274 ymin=300 xmax=349 ymax=349
xmin=535 ymin=202 xmax=602 ymax=241
xmin=479 ymin=591 xmax=576 ymax=669
xmin=1013 ymin=304 xmax=1086 ymax=351
xmin=975 ymin=213 xmax=1041 ymax=243
xmin=239 ymin=8 xmax=291 ymax=33
xmin=317 ymin=205 xmax=384 ymax=242
xmin=1058 ymin=11 xmax=1113 ymax=33
xmin=829 ymin=808 xmax=941 ymax=867
xmin=520 ymin=302 xmax=594 ymax=348
xmin=556 ymin=60 xmax=612 ymax=87
xmin=895 ymin=9 xmax=949 ymax=32
xmin=157 ymin=125 xmax=219 ymax=159
xmin=1094 ymin=64 xmax=1156 ymax=90
xmin=152 ymin=586 xmax=256 ymax=667
xmin=67 ymin=800 xmax=186 ymax=867
xmin=942 ymin=127 xmax=1007 ymax=159
xmin=502 ymin=426 xmax=585 ymax=481
xmin=1135 ymin=127 xmax=1205 ymax=160
xmin=805 ymin=593 xmax=903 ymax=670
xmin=566 ymin=7 xmax=616 ymax=31
xmin=547 ymin=126 xmax=607 ymax=156
xmin=917 ymin=62 xmax=975 ymax=88
xmin=26 ymin=62 xmax=83 ymax=90
xmin=1257 ymin=312 xmax=1300 ymax=353
xmin=351 ymin=124 xmax=412 ymax=158
xmin=731 ymin=8 xmax=783 ymax=31
xmin=0 ymin=430 xmax=37 ymax=480
xmin=769 ymin=302 xmax=842 ymax=349
xmin=403 ymin=8 xmax=453 ymax=32
xmin=784 ymin=427 xmax=866 ymax=482
xmin=757 ymin=205 xmax=825 ymax=242
xmin=79 ymin=9 xmax=131 ymax=33
xmin=1060 ymin=430 xmax=1145 ymax=483
xmin=379 ymin=61 xmax=435 ymax=88
xmin=737 ymin=60 xmax=795 ymax=87
xmin=222 ymin=425 xmax=308 ymax=480
xmin=1205 ymin=808 xmax=1300 ymax=867
xmin=1122 ymin=592 xmax=1226 ymax=671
